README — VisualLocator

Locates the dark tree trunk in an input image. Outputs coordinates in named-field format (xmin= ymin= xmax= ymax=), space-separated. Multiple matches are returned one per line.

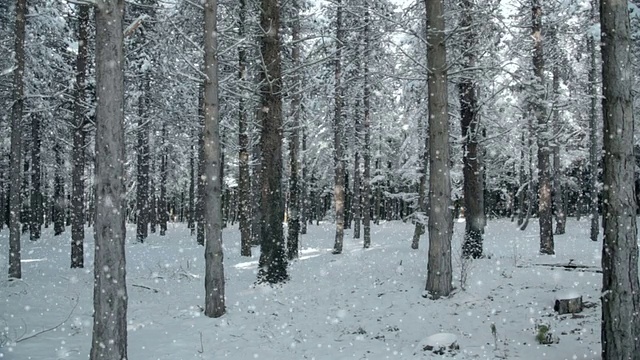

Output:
xmin=188 ymin=140 xmax=196 ymax=235
xmin=300 ymin=130 xmax=308 ymax=235
xmin=550 ymin=43 xmax=566 ymax=235
xmin=332 ymin=0 xmax=345 ymax=254
xmin=90 ymin=0 xmax=128 ymax=358
xmin=257 ymin=0 xmax=288 ymax=284
xmin=599 ymin=0 xmax=640 ymax=357
xmin=159 ymin=123 xmax=168 ymax=236
xmin=8 ymin=0 xmax=26 ymax=280
xmin=135 ymin=74 xmax=150 ymax=243
xmin=516 ymin=132 xmax=526 ymax=226
xmin=353 ymin=151 xmax=361 ymax=239
xmin=53 ymin=143 xmax=65 ymax=236
xmin=197 ymin=85 xmax=205 ymax=246
xmin=203 ymin=0 xmax=225 ymax=318
xmin=425 ymin=0 xmax=453 ymax=299
xmin=532 ymin=0 xmax=554 ymax=255
xmin=287 ymin=0 xmax=301 ymax=260
xmin=30 ymin=111 xmax=42 ymax=241
xmin=71 ymin=3 xmax=88 ymax=269
xmin=588 ymin=0 xmax=599 ymax=242
xmin=251 ymin=138 xmax=262 ymax=245
xmin=411 ymin=160 xmax=426 ymax=250
xmin=149 ymin=151 xmax=157 ymax=233
xmin=21 ymin=144 xmax=29 ymax=235
xmin=238 ymin=0 xmax=251 ymax=256
xmin=459 ymin=0 xmax=484 ymax=259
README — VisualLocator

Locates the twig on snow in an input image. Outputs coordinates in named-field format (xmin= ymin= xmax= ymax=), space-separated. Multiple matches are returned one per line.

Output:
xmin=16 ymin=296 xmax=79 ymax=343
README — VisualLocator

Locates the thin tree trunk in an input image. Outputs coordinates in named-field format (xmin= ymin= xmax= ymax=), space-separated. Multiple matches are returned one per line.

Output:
xmin=71 ymin=3 xmax=88 ymax=268
xmin=353 ymin=151 xmax=361 ymax=239
xmin=90 ymin=0 xmax=128 ymax=358
xmin=8 ymin=0 xmax=26 ymax=280
xmin=588 ymin=0 xmax=599 ymax=242
xmin=135 ymin=75 xmax=150 ymax=243
xmin=362 ymin=5 xmax=372 ymax=249
xmin=159 ymin=123 xmax=168 ymax=236
xmin=30 ymin=111 xmax=42 ymax=241
xmin=197 ymin=84 xmax=205 ymax=246
xmin=516 ymin=132 xmax=526 ymax=226
xmin=287 ymin=0 xmax=301 ymax=260
xmin=188 ymin=139 xmax=196 ymax=235
xmin=332 ymin=0 xmax=345 ymax=254
xmin=300 ymin=130 xmax=308 ymax=235
xmin=53 ymin=143 xmax=65 ymax=236
xmin=551 ymin=47 xmax=565 ymax=235
xmin=599 ymin=0 xmax=640 ymax=357
xmin=459 ymin=0 xmax=484 ymax=259
xmin=149 ymin=151 xmax=157 ymax=233
xmin=203 ymin=0 xmax=225 ymax=318
xmin=251 ymin=138 xmax=262 ymax=245
xmin=424 ymin=0 xmax=453 ymax=299
xmin=238 ymin=0 xmax=251 ymax=256
xmin=411 ymin=157 xmax=426 ymax=250
xmin=257 ymin=0 xmax=288 ymax=283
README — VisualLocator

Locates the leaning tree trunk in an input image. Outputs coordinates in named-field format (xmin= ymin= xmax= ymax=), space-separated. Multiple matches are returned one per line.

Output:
xmin=532 ymin=0 xmax=554 ymax=255
xmin=332 ymin=0 xmax=345 ymax=254
xmin=203 ymin=0 xmax=225 ymax=318
xmin=257 ymin=0 xmax=288 ymax=284
xmin=237 ymin=0 xmax=251 ymax=256
xmin=424 ymin=0 xmax=453 ymax=299
xmin=459 ymin=0 xmax=484 ymax=259
xmin=287 ymin=0 xmax=302 ymax=260
xmin=588 ymin=0 xmax=599 ymax=242
xmin=90 ymin=0 xmax=128 ymax=359
xmin=8 ymin=0 xmax=27 ymax=280
xmin=71 ymin=3 xmax=88 ymax=269
xmin=599 ymin=0 xmax=640 ymax=358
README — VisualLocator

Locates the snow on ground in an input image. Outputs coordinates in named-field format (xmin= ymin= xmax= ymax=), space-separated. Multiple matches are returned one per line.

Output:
xmin=0 ymin=218 xmax=606 ymax=359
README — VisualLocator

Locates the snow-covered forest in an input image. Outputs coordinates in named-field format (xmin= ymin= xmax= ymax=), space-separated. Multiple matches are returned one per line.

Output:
xmin=0 ymin=0 xmax=639 ymax=358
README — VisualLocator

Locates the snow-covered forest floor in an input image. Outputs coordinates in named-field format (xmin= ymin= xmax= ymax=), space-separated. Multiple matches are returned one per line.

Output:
xmin=1 ymin=219 xmax=605 ymax=359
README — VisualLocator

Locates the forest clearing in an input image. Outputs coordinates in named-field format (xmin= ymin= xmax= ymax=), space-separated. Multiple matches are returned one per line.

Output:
xmin=1 ymin=219 xmax=605 ymax=359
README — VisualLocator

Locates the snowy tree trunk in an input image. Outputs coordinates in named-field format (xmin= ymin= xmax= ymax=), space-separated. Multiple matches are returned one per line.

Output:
xmin=238 ymin=0 xmax=251 ymax=256
xmin=599 ymin=0 xmax=640 ymax=357
xmin=90 ymin=0 xmax=128 ymax=358
xmin=332 ymin=0 xmax=345 ymax=254
xmin=135 ymin=75 xmax=150 ymax=243
xmin=71 ymin=3 xmax=88 ymax=268
xmin=8 ymin=0 xmax=26 ymax=280
xmin=188 ymin=140 xmax=196 ymax=235
xmin=300 ymin=130 xmax=308 ymax=235
xmin=459 ymin=0 xmax=484 ymax=259
xmin=30 ymin=111 xmax=42 ymax=241
xmin=551 ymin=58 xmax=565 ymax=235
xmin=532 ymin=0 xmax=554 ymax=255
xmin=257 ymin=0 xmax=288 ymax=284
xmin=203 ymin=0 xmax=225 ymax=318
xmin=516 ymin=132 xmax=526 ymax=226
xmin=149 ymin=152 xmax=157 ymax=233
xmin=411 ymin=159 xmax=426 ymax=250
xmin=287 ymin=0 xmax=301 ymax=260
xmin=424 ymin=0 xmax=453 ymax=299
xmin=53 ymin=143 xmax=65 ymax=236
xmin=362 ymin=6 xmax=372 ymax=249
xmin=159 ymin=123 xmax=168 ymax=236
xmin=353 ymin=151 xmax=361 ymax=239
xmin=197 ymin=85 xmax=205 ymax=246
xmin=588 ymin=0 xmax=599 ymax=243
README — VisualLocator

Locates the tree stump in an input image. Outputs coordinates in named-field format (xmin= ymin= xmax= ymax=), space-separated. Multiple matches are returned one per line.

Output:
xmin=421 ymin=333 xmax=459 ymax=355
xmin=554 ymin=294 xmax=583 ymax=315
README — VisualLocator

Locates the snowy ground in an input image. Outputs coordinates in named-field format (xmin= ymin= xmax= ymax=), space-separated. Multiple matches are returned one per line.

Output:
xmin=0 ymin=218 xmax=608 ymax=359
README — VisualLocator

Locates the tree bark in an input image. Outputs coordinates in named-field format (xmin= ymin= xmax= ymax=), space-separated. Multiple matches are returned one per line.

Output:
xmin=53 ymin=143 xmax=65 ymax=236
xmin=588 ymin=0 xmax=599 ymax=242
xmin=332 ymin=0 xmax=345 ymax=254
xmin=159 ymin=123 xmax=168 ymax=236
xmin=599 ymin=0 xmax=640 ymax=357
xmin=188 ymin=138 xmax=196 ymax=235
xmin=287 ymin=0 xmax=301 ymax=260
xmin=424 ymin=0 xmax=453 ymax=299
xmin=362 ymin=5 xmax=372 ymax=249
xmin=135 ymin=74 xmax=150 ymax=243
xmin=550 ymin=45 xmax=565 ymax=235
xmin=30 ymin=111 xmax=42 ymax=241
xmin=8 ymin=0 xmax=26 ymax=280
xmin=257 ymin=0 xmax=288 ymax=283
xmin=238 ymin=0 xmax=251 ymax=256
xmin=532 ymin=0 xmax=554 ymax=255
xmin=300 ymin=130 xmax=308 ymax=235
xmin=459 ymin=0 xmax=484 ymax=259
xmin=71 ymin=3 xmax=88 ymax=268
xmin=197 ymin=84 xmax=205 ymax=246
xmin=90 ymin=0 xmax=128 ymax=358
xmin=203 ymin=0 xmax=225 ymax=318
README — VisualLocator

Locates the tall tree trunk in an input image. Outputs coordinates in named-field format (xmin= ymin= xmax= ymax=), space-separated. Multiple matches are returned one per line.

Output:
xmin=588 ymin=0 xmax=599 ymax=242
xmin=459 ymin=0 xmax=484 ymax=259
xmin=550 ymin=41 xmax=566 ymax=235
xmin=71 ymin=3 xmax=88 ymax=268
xmin=300 ymin=130 xmax=308 ymax=235
xmin=287 ymin=0 xmax=301 ymax=260
xmin=135 ymin=74 xmax=150 ymax=243
xmin=516 ymin=132 xmax=526 ymax=226
xmin=197 ymin=84 xmax=205 ymax=246
xmin=362 ymin=5 xmax=372 ymax=249
xmin=353 ymin=150 xmax=361 ymax=239
xmin=30 ymin=111 xmax=42 ymax=241
xmin=203 ymin=0 xmax=225 ymax=318
xmin=8 ymin=0 xmax=26 ymax=280
xmin=149 ymin=151 xmax=157 ymax=233
xmin=411 ymin=157 xmax=426 ymax=250
xmin=90 ymin=0 xmax=128 ymax=358
xmin=599 ymin=0 xmax=640 ymax=357
xmin=188 ymin=139 xmax=196 ymax=235
xmin=532 ymin=0 xmax=554 ymax=255
xmin=332 ymin=0 xmax=345 ymax=254
xmin=257 ymin=0 xmax=288 ymax=283
xmin=251 ymin=138 xmax=262 ymax=245
xmin=53 ymin=143 xmax=65 ymax=236
xmin=238 ymin=0 xmax=251 ymax=256
xmin=424 ymin=0 xmax=453 ymax=299
xmin=159 ymin=123 xmax=168 ymax=236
